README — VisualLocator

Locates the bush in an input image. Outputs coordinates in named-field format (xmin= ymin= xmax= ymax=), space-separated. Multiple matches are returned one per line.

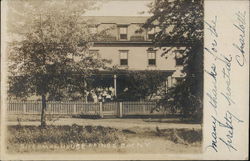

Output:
xmin=7 ymin=125 xmax=125 ymax=145
xmin=155 ymin=80 xmax=203 ymax=123
xmin=155 ymin=128 xmax=202 ymax=144
xmin=75 ymin=114 xmax=101 ymax=119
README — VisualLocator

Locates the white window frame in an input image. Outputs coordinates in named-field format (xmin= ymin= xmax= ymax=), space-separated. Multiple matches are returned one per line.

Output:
xmin=119 ymin=50 xmax=129 ymax=66
xmin=119 ymin=26 xmax=128 ymax=40
xmin=147 ymin=51 xmax=156 ymax=66
xmin=147 ymin=27 xmax=155 ymax=40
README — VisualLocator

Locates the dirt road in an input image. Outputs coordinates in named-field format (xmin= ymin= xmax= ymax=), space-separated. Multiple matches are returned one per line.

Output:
xmin=7 ymin=117 xmax=202 ymax=130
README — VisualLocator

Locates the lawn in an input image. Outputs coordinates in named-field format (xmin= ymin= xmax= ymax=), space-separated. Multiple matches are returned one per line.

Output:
xmin=6 ymin=123 xmax=202 ymax=153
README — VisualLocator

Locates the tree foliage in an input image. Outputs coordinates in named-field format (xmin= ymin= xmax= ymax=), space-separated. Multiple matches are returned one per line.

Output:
xmin=116 ymin=71 xmax=168 ymax=101
xmin=7 ymin=0 xmax=110 ymax=126
xmin=143 ymin=0 xmax=203 ymax=121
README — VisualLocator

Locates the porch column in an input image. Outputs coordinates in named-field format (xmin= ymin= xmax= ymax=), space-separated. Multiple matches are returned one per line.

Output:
xmin=84 ymin=79 xmax=88 ymax=103
xmin=114 ymin=74 xmax=117 ymax=97
xmin=165 ymin=79 xmax=168 ymax=93
xmin=167 ymin=75 xmax=172 ymax=88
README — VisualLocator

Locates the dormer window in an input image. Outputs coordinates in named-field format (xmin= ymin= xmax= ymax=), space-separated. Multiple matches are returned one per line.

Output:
xmin=119 ymin=26 xmax=128 ymax=40
xmin=147 ymin=28 xmax=155 ymax=40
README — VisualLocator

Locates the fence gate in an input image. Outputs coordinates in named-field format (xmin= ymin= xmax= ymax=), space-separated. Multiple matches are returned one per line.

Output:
xmin=102 ymin=102 xmax=119 ymax=117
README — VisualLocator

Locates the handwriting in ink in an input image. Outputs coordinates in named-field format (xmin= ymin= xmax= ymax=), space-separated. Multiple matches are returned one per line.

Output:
xmin=220 ymin=54 xmax=235 ymax=106
xmin=206 ymin=111 xmax=243 ymax=152
xmin=205 ymin=64 xmax=218 ymax=114
xmin=206 ymin=115 xmax=219 ymax=152
xmin=233 ymin=11 xmax=246 ymax=67
xmin=204 ymin=16 xmax=219 ymax=114
xmin=218 ymin=111 xmax=243 ymax=152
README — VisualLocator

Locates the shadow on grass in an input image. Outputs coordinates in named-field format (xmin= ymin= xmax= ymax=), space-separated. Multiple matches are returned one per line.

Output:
xmin=72 ymin=114 xmax=202 ymax=124
xmin=142 ymin=118 xmax=202 ymax=124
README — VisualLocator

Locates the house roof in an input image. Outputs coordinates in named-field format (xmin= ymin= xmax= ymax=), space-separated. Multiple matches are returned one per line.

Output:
xmin=83 ymin=16 xmax=150 ymax=24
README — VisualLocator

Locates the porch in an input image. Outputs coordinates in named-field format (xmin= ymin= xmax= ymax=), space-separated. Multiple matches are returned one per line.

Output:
xmin=86 ymin=70 xmax=176 ymax=102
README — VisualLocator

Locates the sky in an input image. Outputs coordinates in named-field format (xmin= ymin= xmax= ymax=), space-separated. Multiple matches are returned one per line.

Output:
xmin=84 ymin=0 xmax=153 ymax=16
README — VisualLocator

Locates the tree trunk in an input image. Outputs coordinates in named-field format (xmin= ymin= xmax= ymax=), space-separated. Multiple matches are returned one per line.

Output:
xmin=84 ymin=79 xmax=88 ymax=103
xmin=40 ymin=94 xmax=47 ymax=127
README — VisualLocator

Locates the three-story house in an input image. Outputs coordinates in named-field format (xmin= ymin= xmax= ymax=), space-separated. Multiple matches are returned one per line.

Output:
xmin=84 ymin=16 xmax=185 ymax=98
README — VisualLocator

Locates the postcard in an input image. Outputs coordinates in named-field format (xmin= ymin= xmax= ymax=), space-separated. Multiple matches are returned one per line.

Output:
xmin=1 ymin=0 xmax=249 ymax=160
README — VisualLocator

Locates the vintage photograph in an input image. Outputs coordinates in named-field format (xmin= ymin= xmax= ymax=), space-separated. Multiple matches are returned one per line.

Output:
xmin=4 ymin=0 xmax=203 ymax=154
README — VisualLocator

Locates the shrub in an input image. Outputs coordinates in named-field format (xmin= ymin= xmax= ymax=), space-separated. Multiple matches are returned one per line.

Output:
xmin=7 ymin=125 xmax=125 ymax=145
xmin=155 ymin=128 xmax=202 ymax=144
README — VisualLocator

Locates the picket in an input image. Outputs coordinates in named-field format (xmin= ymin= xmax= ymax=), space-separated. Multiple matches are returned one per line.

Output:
xmin=122 ymin=101 xmax=158 ymax=115
xmin=7 ymin=101 xmax=163 ymax=116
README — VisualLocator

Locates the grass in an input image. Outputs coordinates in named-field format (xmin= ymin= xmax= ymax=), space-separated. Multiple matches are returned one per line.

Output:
xmin=154 ymin=127 xmax=202 ymax=144
xmin=7 ymin=124 xmax=202 ymax=153
xmin=8 ymin=124 xmax=125 ymax=145
xmin=8 ymin=114 xmax=71 ymax=122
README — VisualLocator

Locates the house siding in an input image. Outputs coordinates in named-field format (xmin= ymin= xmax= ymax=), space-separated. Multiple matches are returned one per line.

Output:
xmin=87 ymin=16 xmax=185 ymax=88
xmin=90 ymin=46 xmax=177 ymax=71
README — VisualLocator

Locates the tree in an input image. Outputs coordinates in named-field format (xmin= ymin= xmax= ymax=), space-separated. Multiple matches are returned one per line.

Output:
xmin=116 ymin=71 xmax=168 ymax=101
xmin=142 ymin=0 xmax=203 ymax=121
xmin=7 ymin=0 xmax=110 ymax=127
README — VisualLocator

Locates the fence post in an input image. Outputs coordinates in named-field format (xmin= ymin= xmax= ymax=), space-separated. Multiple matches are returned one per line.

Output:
xmin=23 ymin=102 xmax=26 ymax=114
xmin=47 ymin=102 xmax=50 ymax=115
xmin=143 ymin=105 xmax=146 ymax=114
xmin=119 ymin=102 xmax=123 ymax=118
xmin=99 ymin=102 xmax=103 ymax=118
xmin=73 ymin=103 xmax=77 ymax=114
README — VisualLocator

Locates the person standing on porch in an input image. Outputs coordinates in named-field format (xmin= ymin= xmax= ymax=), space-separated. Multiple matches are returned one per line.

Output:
xmin=92 ymin=92 xmax=98 ymax=103
xmin=106 ymin=91 xmax=112 ymax=102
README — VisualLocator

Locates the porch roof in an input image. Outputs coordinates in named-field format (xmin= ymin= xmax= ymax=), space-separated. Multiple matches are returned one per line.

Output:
xmin=91 ymin=69 xmax=176 ymax=76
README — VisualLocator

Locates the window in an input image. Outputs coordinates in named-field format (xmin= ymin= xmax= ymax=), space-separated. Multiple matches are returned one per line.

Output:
xmin=89 ymin=50 xmax=99 ymax=59
xmin=175 ymin=52 xmax=184 ymax=66
xmin=176 ymin=57 xmax=184 ymax=66
xmin=119 ymin=50 xmax=128 ymax=66
xmin=148 ymin=51 xmax=156 ymax=66
xmin=119 ymin=27 xmax=128 ymax=40
xmin=147 ymin=28 xmax=155 ymax=40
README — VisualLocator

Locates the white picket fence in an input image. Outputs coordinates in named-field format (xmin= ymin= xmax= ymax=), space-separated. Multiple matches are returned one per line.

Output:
xmin=8 ymin=101 xmax=100 ymax=115
xmin=7 ymin=101 xmax=165 ymax=116
xmin=123 ymin=101 xmax=157 ymax=114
